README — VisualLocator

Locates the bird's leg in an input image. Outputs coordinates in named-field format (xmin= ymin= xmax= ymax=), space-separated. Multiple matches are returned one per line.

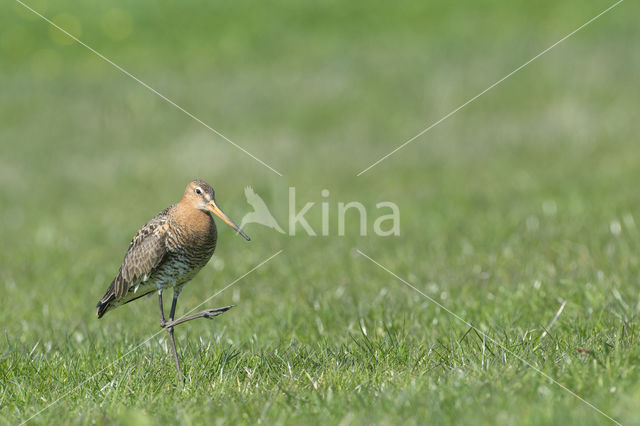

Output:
xmin=158 ymin=289 xmax=183 ymax=383
xmin=166 ymin=288 xmax=184 ymax=384
xmin=158 ymin=290 xmax=167 ymax=326
xmin=168 ymin=287 xmax=181 ymax=322
xmin=162 ymin=305 xmax=235 ymax=328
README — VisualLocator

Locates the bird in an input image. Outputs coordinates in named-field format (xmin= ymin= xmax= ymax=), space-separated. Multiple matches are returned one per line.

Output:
xmin=239 ymin=186 xmax=285 ymax=234
xmin=96 ymin=179 xmax=250 ymax=382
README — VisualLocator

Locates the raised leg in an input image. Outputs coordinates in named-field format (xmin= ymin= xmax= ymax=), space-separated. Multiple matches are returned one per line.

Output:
xmin=157 ymin=287 xmax=235 ymax=384
xmin=162 ymin=305 xmax=234 ymax=328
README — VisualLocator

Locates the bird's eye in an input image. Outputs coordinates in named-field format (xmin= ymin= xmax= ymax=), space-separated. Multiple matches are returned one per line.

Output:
xmin=195 ymin=187 xmax=202 ymax=195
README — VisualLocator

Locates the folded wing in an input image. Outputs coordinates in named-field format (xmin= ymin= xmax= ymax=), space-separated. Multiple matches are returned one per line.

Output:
xmin=97 ymin=211 xmax=171 ymax=317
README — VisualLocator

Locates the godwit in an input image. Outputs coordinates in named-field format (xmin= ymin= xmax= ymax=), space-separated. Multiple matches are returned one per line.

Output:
xmin=96 ymin=180 xmax=250 ymax=382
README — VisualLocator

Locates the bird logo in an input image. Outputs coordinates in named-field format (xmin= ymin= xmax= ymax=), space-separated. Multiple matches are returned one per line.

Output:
xmin=239 ymin=187 xmax=285 ymax=234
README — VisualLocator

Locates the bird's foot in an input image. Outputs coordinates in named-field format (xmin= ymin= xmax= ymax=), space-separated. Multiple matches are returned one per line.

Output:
xmin=198 ymin=306 xmax=234 ymax=319
xmin=160 ymin=305 xmax=235 ymax=329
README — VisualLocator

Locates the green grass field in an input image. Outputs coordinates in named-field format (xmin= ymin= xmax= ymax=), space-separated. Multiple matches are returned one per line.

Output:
xmin=2 ymin=0 xmax=640 ymax=424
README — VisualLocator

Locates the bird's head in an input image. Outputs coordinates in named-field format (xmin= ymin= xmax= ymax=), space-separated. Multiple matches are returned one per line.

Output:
xmin=183 ymin=180 xmax=250 ymax=241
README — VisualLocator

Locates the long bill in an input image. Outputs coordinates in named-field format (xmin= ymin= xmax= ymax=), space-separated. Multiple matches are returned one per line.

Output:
xmin=206 ymin=200 xmax=251 ymax=241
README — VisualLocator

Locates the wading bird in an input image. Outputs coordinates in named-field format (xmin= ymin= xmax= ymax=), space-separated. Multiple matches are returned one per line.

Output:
xmin=96 ymin=180 xmax=250 ymax=382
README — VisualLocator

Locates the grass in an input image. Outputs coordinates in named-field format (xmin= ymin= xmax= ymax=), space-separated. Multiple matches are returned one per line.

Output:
xmin=1 ymin=0 xmax=640 ymax=424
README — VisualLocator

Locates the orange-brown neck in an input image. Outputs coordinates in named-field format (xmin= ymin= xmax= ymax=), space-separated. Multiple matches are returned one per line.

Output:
xmin=171 ymin=201 xmax=217 ymax=241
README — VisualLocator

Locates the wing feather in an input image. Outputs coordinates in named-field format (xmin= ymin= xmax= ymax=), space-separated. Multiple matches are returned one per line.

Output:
xmin=97 ymin=208 xmax=172 ymax=317
xmin=114 ymin=216 xmax=169 ymax=298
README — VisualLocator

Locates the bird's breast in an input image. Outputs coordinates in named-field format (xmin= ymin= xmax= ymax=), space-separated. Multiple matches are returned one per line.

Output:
xmin=168 ymin=208 xmax=218 ymax=269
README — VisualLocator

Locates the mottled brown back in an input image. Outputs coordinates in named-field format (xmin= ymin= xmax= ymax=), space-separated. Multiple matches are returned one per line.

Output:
xmin=97 ymin=207 xmax=172 ymax=317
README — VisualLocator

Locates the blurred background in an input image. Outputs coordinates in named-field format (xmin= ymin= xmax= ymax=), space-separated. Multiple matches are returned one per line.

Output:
xmin=1 ymin=0 xmax=639 ymax=424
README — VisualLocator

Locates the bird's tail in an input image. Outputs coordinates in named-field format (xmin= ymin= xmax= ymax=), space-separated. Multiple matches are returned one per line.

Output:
xmin=96 ymin=284 xmax=115 ymax=319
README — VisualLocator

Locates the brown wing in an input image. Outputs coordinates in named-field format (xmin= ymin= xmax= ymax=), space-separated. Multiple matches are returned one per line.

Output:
xmin=96 ymin=208 xmax=171 ymax=317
